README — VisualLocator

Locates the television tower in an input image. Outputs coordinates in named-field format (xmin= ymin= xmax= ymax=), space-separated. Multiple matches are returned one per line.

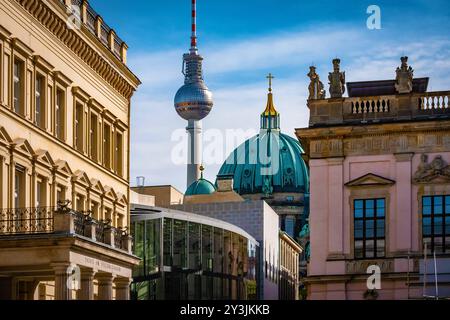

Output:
xmin=174 ymin=0 xmax=214 ymax=188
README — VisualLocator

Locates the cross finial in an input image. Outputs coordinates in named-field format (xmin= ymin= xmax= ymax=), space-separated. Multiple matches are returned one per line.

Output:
xmin=267 ymin=73 xmax=275 ymax=92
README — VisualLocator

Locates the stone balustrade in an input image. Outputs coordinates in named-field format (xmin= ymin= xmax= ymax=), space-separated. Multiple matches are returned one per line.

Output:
xmin=307 ymin=90 xmax=450 ymax=127
xmin=57 ymin=0 xmax=128 ymax=64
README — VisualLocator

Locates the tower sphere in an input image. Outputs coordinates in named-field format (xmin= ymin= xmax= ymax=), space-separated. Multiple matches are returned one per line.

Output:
xmin=174 ymin=80 xmax=213 ymax=121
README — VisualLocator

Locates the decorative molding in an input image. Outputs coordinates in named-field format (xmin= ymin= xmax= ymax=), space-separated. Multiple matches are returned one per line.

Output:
xmin=346 ymin=259 xmax=394 ymax=274
xmin=345 ymin=173 xmax=395 ymax=187
xmin=34 ymin=149 xmax=55 ymax=168
xmin=54 ymin=159 xmax=72 ymax=178
xmin=72 ymin=170 xmax=91 ymax=188
xmin=299 ymin=123 xmax=450 ymax=159
xmin=413 ymin=154 xmax=450 ymax=184
xmin=12 ymin=0 xmax=140 ymax=100
xmin=394 ymin=152 xmax=414 ymax=162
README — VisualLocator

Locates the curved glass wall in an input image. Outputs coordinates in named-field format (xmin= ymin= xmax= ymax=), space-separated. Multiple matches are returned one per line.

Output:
xmin=131 ymin=215 xmax=258 ymax=300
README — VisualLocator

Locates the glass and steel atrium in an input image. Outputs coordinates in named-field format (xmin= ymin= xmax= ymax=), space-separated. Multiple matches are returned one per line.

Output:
xmin=131 ymin=209 xmax=259 ymax=300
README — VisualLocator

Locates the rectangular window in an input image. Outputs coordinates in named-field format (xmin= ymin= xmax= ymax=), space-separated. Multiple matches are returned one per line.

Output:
xmin=55 ymin=89 xmax=65 ymax=140
xmin=76 ymin=194 xmax=85 ymax=212
xmin=56 ymin=185 xmax=66 ymax=204
xmin=173 ymin=219 xmax=187 ymax=268
xmin=422 ymin=196 xmax=450 ymax=254
xmin=103 ymin=124 xmax=111 ymax=169
xmin=14 ymin=166 xmax=25 ymax=209
xmin=90 ymin=114 xmax=98 ymax=161
xmin=75 ymin=103 xmax=84 ymax=152
xmin=163 ymin=218 xmax=173 ymax=266
xmin=115 ymin=132 xmax=123 ymax=175
xmin=36 ymin=178 xmax=46 ymax=208
xmin=284 ymin=216 xmax=295 ymax=238
xmin=35 ymin=75 xmax=45 ymax=128
xmin=91 ymin=201 xmax=99 ymax=220
xmin=354 ymin=198 xmax=386 ymax=259
xmin=13 ymin=60 xmax=24 ymax=115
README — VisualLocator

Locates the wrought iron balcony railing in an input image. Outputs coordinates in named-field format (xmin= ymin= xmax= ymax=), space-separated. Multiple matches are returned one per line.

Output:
xmin=0 ymin=206 xmax=54 ymax=234
xmin=0 ymin=203 xmax=132 ymax=253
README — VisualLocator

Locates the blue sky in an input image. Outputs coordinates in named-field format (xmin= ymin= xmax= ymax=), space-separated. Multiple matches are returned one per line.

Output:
xmin=90 ymin=0 xmax=450 ymax=191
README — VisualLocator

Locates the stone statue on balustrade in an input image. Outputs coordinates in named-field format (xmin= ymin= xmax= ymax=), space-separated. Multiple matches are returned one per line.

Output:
xmin=307 ymin=66 xmax=326 ymax=100
xmin=395 ymin=56 xmax=414 ymax=94
xmin=328 ymin=58 xmax=346 ymax=98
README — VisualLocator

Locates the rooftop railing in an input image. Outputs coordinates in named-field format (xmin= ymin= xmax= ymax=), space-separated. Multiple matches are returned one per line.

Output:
xmin=307 ymin=90 xmax=450 ymax=127
xmin=0 ymin=202 xmax=132 ymax=254
xmin=56 ymin=0 xmax=127 ymax=63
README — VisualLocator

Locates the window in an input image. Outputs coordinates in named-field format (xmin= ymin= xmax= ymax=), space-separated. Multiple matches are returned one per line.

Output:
xmin=56 ymin=185 xmax=66 ymax=204
xmin=422 ymin=196 xmax=450 ymax=254
xmin=55 ymin=89 xmax=65 ymax=140
xmin=103 ymin=124 xmax=111 ymax=169
xmin=76 ymin=194 xmax=85 ymax=211
xmin=36 ymin=178 xmax=46 ymax=208
xmin=91 ymin=201 xmax=99 ymax=220
xmin=35 ymin=75 xmax=45 ymax=128
xmin=90 ymin=114 xmax=98 ymax=161
xmin=354 ymin=198 xmax=385 ymax=259
xmin=284 ymin=216 xmax=295 ymax=238
xmin=115 ymin=132 xmax=123 ymax=175
xmin=14 ymin=166 xmax=25 ymax=208
xmin=13 ymin=60 xmax=24 ymax=115
xmin=173 ymin=219 xmax=187 ymax=268
xmin=75 ymin=103 xmax=84 ymax=152
xmin=117 ymin=213 xmax=124 ymax=228
xmin=163 ymin=218 xmax=173 ymax=266
xmin=105 ymin=207 xmax=112 ymax=222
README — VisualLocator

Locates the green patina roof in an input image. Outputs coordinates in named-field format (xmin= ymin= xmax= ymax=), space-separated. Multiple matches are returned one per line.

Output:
xmin=185 ymin=177 xmax=216 ymax=196
xmin=216 ymin=132 xmax=309 ymax=195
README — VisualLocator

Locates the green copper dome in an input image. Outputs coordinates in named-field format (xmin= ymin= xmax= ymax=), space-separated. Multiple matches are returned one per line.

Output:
xmin=185 ymin=176 xmax=216 ymax=196
xmin=217 ymin=132 xmax=309 ymax=196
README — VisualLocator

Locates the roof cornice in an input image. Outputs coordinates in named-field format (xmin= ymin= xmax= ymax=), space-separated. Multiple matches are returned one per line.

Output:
xmin=13 ymin=0 xmax=140 ymax=100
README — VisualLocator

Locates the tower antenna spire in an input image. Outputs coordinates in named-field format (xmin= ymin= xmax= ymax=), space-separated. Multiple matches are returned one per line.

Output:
xmin=190 ymin=0 xmax=197 ymax=52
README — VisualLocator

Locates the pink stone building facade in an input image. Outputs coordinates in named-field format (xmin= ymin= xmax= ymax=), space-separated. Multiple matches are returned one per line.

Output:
xmin=296 ymin=58 xmax=450 ymax=300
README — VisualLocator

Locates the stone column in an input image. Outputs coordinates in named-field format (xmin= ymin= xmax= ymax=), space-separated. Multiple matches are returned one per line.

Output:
xmin=97 ymin=274 xmax=114 ymax=300
xmin=114 ymin=278 xmax=131 ymax=300
xmin=52 ymin=264 xmax=72 ymax=300
xmin=77 ymin=269 xmax=95 ymax=300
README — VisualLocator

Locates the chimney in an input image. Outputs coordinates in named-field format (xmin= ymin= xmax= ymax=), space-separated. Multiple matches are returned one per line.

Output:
xmin=136 ymin=176 xmax=145 ymax=188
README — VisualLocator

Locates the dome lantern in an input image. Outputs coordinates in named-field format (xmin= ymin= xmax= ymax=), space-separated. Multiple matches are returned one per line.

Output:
xmin=260 ymin=73 xmax=280 ymax=130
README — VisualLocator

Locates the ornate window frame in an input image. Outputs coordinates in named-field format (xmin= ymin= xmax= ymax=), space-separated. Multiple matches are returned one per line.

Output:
xmin=345 ymin=173 xmax=395 ymax=260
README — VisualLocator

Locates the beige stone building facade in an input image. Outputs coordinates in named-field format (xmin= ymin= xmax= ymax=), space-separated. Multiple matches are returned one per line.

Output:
xmin=0 ymin=0 xmax=140 ymax=299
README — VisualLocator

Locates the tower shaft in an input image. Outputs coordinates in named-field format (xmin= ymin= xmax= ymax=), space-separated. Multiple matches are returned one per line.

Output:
xmin=186 ymin=119 xmax=202 ymax=187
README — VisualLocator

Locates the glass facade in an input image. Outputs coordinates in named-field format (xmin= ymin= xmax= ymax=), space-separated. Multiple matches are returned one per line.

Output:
xmin=131 ymin=215 xmax=258 ymax=300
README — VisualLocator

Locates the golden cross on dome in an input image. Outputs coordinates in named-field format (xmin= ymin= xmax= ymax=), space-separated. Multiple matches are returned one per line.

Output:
xmin=266 ymin=73 xmax=275 ymax=92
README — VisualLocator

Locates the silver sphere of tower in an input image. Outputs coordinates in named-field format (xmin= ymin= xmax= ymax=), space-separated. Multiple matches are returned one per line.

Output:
xmin=174 ymin=49 xmax=213 ymax=121
xmin=174 ymin=81 xmax=213 ymax=121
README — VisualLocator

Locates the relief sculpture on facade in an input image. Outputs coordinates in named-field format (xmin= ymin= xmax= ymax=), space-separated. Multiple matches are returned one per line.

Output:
xmin=413 ymin=154 xmax=450 ymax=183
